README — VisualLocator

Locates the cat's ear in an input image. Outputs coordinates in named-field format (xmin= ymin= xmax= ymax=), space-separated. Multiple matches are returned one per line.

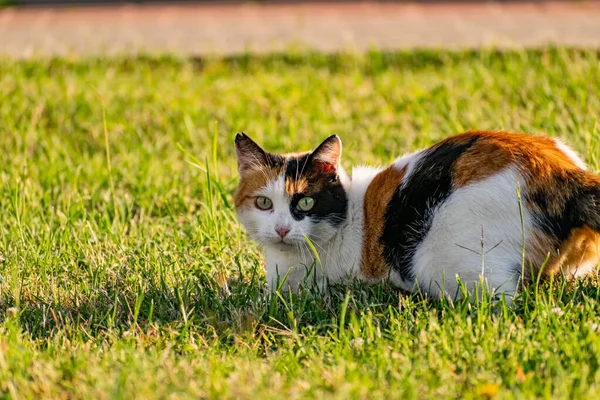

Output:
xmin=311 ymin=135 xmax=342 ymax=174
xmin=235 ymin=133 xmax=268 ymax=176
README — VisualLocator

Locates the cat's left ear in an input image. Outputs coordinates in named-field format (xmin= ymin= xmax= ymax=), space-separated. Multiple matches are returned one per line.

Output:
xmin=311 ymin=135 xmax=342 ymax=174
xmin=234 ymin=132 xmax=268 ymax=177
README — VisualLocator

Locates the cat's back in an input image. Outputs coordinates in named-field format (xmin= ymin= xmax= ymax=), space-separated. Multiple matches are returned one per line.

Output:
xmin=397 ymin=130 xmax=586 ymax=182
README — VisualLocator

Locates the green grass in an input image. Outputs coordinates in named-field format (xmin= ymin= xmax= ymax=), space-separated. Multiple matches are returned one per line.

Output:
xmin=1 ymin=48 xmax=600 ymax=399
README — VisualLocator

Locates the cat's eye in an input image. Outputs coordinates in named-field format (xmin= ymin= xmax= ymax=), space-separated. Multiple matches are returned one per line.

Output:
xmin=255 ymin=196 xmax=273 ymax=210
xmin=297 ymin=197 xmax=315 ymax=212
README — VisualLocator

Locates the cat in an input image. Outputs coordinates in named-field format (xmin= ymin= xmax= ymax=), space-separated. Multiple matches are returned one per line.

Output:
xmin=234 ymin=130 xmax=600 ymax=303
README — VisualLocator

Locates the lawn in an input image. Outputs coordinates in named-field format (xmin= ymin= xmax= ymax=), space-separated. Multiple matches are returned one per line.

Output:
xmin=1 ymin=49 xmax=600 ymax=399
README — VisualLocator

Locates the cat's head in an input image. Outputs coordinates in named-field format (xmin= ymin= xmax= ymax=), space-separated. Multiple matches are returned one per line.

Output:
xmin=234 ymin=133 xmax=350 ymax=250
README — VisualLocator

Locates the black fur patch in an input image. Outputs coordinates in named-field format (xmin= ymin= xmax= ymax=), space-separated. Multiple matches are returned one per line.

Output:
xmin=283 ymin=153 xmax=312 ymax=184
xmin=284 ymin=154 xmax=348 ymax=226
xmin=265 ymin=153 xmax=285 ymax=169
xmin=290 ymin=187 xmax=348 ymax=226
xmin=381 ymin=136 xmax=479 ymax=282
xmin=528 ymin=173 xmax=576 ymax=241
xmin=529 ymin=170 xmax=600 ymax=241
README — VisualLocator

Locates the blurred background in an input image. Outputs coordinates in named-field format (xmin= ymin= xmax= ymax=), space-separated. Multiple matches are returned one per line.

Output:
xmin=1 ymin=0 xmax=599 ymax=57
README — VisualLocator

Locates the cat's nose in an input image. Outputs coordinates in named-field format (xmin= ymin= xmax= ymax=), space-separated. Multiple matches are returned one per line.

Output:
xmin=275 ymin=226 xmax=290 ymax=238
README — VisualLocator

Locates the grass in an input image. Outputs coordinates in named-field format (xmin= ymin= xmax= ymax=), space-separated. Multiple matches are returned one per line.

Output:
xmin=1 ymin=48 xmax=600 ymax=399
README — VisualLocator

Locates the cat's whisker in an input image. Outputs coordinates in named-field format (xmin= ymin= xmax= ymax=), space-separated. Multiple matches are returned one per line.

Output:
xmin=302 ymin=232 xmax=333 ymax=242
xmin=299 ymin=228 xmax=333 ymax=262
xmin=297 ymin=157 xmax=310 ymax=183
xmin=294 ymin=156 xmax=300 ymax=186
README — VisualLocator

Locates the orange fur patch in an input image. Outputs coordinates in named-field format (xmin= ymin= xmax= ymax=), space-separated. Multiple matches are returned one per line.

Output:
xmin=453 ymin=140 xmax=512 ymax=187
xmin=542 ymin=225 xmax=600 ymax=277
xmin=285 ymin=177 xmax=308 ymax=197
xmin=449 ymin=130 xmax=582 ymax=189
xmin=361 ymin=166 xmax=406 ymax=280
xmin=234 ymin=165 xmax=283 ymax=209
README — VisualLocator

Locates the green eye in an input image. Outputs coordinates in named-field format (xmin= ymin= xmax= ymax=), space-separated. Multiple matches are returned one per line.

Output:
xmin=297 ymin=197 xmax=315 ymax=212
xmin=255 ymin=196 xmax=273 ymax=210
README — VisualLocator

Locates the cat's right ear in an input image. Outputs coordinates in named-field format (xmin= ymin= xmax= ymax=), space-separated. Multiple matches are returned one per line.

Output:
xmin=235 ymin=133 xmax=267 ymax=176
xmin=310 ymin=134 xmax=342 ymax=174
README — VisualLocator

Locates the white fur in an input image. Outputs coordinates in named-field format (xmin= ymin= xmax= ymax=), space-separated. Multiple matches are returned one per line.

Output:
xmin=392 ymin=149 xmax=426 ymax=186
xmin=554 ymin=138 xmax=587 ymax=170
xmin=570 ymin=262 xmax=596 ymax=279
xmin=397 ymin=167 xmax=533 ymax=303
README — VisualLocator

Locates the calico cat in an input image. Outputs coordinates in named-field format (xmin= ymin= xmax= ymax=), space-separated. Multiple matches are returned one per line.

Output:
xmin=234 ymin=131 xmax=600 ymax=302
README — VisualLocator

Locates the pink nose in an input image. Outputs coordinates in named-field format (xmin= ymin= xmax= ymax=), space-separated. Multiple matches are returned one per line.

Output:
xmin=275 ymin=226 xmax=290 ymax=238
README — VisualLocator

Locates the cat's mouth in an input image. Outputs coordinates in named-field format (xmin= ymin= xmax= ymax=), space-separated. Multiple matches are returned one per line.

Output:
xmin=276 ymin=239 xmax=295 ymax=246
xmin=268 ymin=237 xmax=300 ymax=247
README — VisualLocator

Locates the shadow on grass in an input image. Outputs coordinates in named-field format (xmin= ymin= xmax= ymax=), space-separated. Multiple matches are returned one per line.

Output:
xmin=2 ymin=274 xmax=405 ymax=341
xmin=4 ymin=268 xmax=600 ymax=348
